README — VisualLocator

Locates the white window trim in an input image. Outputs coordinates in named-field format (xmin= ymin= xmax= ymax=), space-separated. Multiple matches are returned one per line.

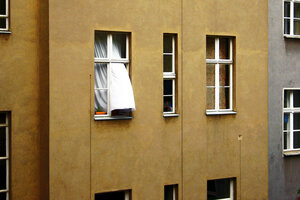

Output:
xmin=206 ymin=37 xmax=234 ymax=115
xmin=282 ymin=88 xmax=300 ymax=155
xmin=283 ymin=0 xmax=300 ymax=38
xmin=0 ymin=113 xmax=9 ymax=200
xmin=163 ymin=34 xmax=177 ymax=116
xmin=94 ymin=32 xmax=130 ymax=120
xmin=0 ymin=0 xmax=9 ymax=32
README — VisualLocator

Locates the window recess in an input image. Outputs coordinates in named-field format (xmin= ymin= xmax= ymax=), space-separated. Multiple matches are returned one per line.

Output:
xmin=284 ymin=0 xmax=300 ymax=38
xmin=94 ymin=31 xmax=135 ymax=120
xmin=164 ymin=184 xmax=178 ymax=200
xmin=207 ymin=178 xmax=235 ymax=200
xmin=0 ymin=112 xmax=9 ymax=200
xmin=95 ymin=190 xmax=131 ymax=200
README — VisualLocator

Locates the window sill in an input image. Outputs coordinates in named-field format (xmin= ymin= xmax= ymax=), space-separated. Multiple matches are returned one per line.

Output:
xmin=283 ymin=149 xmax=300 ymax=156
xmin=206 ymin=111 xmax=237 ymax=116
xmin=163 ymin=113 xmax=179 ymax=118
xmin=283 ymin=34 xmax=300 ymax=39
xmin=0 ymin=30 xmax=11 ymax=34
xmin=94 ymin=115 xmax=132 ymax=121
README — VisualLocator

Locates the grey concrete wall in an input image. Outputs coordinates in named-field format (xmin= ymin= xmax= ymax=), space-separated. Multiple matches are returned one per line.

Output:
xmin=269 ymin=0 xmax=300 ymax=199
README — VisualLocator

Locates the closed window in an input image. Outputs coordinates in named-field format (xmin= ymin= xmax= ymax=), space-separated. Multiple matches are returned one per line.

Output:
xmin=95 ymin=190 xmax=131 ymax=200
xmin=94 ymin=31 xmax=135 ymax=119
xmin=0 ymin=0 xmax=9 ymax=31
xmin=284 ymin=0 xmax=300 ymax=36
xmin=206 ymin=37 xmax=234 ymax=114
xmin=0 ymin=112 xmax=9 ymax=200
xmin=207 ymin=178 xmax=234 ymax=200
xmin=283 ymin=89 xmax=300 ymax=152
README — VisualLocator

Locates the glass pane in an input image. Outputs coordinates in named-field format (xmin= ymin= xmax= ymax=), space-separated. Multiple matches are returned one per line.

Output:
xmin=164 ymin=185 xmax=175 ymax=200
xmin=207 ymin=88 xmax=215 ymax=109
xmin=207 ymin=179 xmax=230 ymax=200
xmin=219 ymin=38 xmax=230 ymax=59
xmin=284 ymin=90 xmax=291 ymax=108
xmin=164 ymin=80 xmax=173 ymax=95
xmin=294 ymin=20 xmax=300 ymax=35
xmin=0 ymin=0 xmax=5 ymax=15
xmin=219 ymin=88 xmax=230 ymax=109
xmin=284 ymin=113 xmax=290 ymax=130
xmin=0 ymin=160 xmax=6 ymax=190
xmin=294 ymin=131 xmax=300 ymax=149
xmin=284 ymin=2 xmax=290 ymax=17
xmin=206 ymin=37 xmax=215 ymax=59
xmin=95 ymin=191 xmax=126 ymax=200
xmin=0 ymin=113 xmax=5 ymax=124
xmin=94 ymin=64 xmax=107 ymax=89
xmin=293 ymin=90 xmax=300 ymax=107
xmin=206 ymin=64 xmax=215 ymax=86
xmin=0 ymin=18 xmax=6 ymax=29
xmin=294 ymin=3 xmax=300 ymax=18
xmin=0 ymin=193 xmax=6 ymax=200
xmin=293 ymin=113 xmax=300 ymax=130
xmin=164 ymin=35 xmax=173 ymax=53
xmin=95 ymin=32 xmax=107 ymax=58
xmin=0 ymin=127 xmax=6 ymax=157
xmin=284 ymin=132 xmax=288 ymax=149
xmin=95 ymin=90 xmax=107 ymax=113
xmin=163 ymin=55 xmax=173 ymax=72
xmin=284 ymin=19 xmax=290 ymax=34
xmin=112 ymin=33 xmax=126 ymax=59
xmin=219 ymin=64 xmax=230 ymax=86
xmin=164 ymin=96 xmax=173 ymax=112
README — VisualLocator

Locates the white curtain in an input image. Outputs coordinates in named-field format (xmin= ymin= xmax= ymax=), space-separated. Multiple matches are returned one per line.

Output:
xmin=95 ymin=33 xmax=135 ymax=113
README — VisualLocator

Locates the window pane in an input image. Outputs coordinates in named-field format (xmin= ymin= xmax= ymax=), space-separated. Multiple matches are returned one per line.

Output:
xmin=284 ymin=19 xmax=290 ymax=34
xmin=294 ymin=20 xmax=300 ymax=35
xmin=164 ymin=185 xmax=175 ymax=200
xmin=0 ymin=193 xmax=6 ymax=200
xmin=219 ymin=38 xmax=230 ymax=59
xmin=207 ymin=88 xmax=215 ymax=109
xmin=284 ymin=2 xmax=290 ymax=17
xmin=219 ymin=88 xmax=230 ymax=109
xmin=294 ymin=131 xmax=300 ymax=149
xmin=164 ymin=80 xmax=173 ymax=95
xmin=164 ymin=55 xmax=173 ymax=72
xmin=95 ymin=90 xmax=107 ymax=113
xmin=284 ymin=132 xmax=288 ymax=149
xmin=0 ymin=18 xmax=6 ymax=29
xmin=0 ymin=0 xmax=5 ymax=15
xmin=0 ymin=127 xmax=6 ymax=157
xmin=0 ymin=160 xmax=6 ymax=190
xmin=293 ymin=90 xmax=300 ymax=107
xmin=293 ymin=113 xmax=300 ymax=130
xmin=206 ymin=64 xmax=215 ymax=86
xmin=0 ymin=113 xmax=5 ymax=124
xmin=284 ymin=113 xmax=290 ymax=130
xmin=164 ymin=96 xmax=173 ymax=112
xmin=112 ymin=33 xmax=126 ymax=59
xmin=95 ymin=64 xmax=107 ymax=89
xmin=219 ymin=64 xmax=230 ymax=86
xmin=95 ymin=191 xmax=126 ymax=200
xmin=95 ymin=32 xmax=107 ymax=58
xmin=294 ymin=3 xmax=300 ymax=18
xmin=284 ymin=90 xmax=291 ymax=108
xmin=207 ymin=179 xmax=230 ymax=200
xmin=206 ymin=37 xmax=215 ymax=59
xmin=164 ymin=35 xmax=173 ymax=53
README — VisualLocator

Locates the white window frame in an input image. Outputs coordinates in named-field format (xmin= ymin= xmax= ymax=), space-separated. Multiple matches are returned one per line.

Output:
xmin=207 ymin=179 xmax=234 ymax=200
xmin=0 ymin=113 xmax=9 ymax=200
xmin=282 ymin=89 xmax=300 ymax=155
xmin=206 ymin=37 xmax=234 ymax=115
xmin=163 ymin=34 xmax=178 ymax=117
xmin=0 ymin=0 xmax=9 ymax=31
xmin=283 ymin=0 xmax=300 ymax=38
xmin=94 ymin=32 xmax=130 ymax=119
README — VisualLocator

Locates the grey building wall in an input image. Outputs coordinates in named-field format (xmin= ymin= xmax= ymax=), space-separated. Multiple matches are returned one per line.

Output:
xmin=269 ymin=0 xmax=300 ymax=200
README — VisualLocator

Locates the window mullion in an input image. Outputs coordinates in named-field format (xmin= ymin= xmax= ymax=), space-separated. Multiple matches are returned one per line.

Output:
xmin=107 ymin=34 xmax=112 ymax=116
xmin=215 ymin=64 xmax=220 ymax=110
xmin=291 ymin=1 xmax=294 ymax=35
xmin=230 ymin=64 xmax=233 ymax=110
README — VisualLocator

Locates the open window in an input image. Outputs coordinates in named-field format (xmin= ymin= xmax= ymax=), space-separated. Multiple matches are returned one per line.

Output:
xmin=284 ymin=0 xmax=300 ymax=37
xmin=94 ymin=31 xmax=135 ymax=120
xmin=95 ymin=190 xmax=131 ymax=200
xmin=0 ymin=0 xmax=9 ymax=31
xmin=164 ymin=184 xmax=178 ymax=200
xmin=207 ymin=178 xmax=234 ymax=200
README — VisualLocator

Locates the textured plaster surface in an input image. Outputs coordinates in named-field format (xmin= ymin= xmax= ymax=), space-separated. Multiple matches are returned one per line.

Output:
xmin=269 ymin=0 xmax=300 ymax=199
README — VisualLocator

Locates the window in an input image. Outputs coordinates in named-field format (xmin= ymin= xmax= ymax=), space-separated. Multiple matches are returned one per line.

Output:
xmin=283 ymin=89 xmax=300 ymax=153
xmin=164 ymin=184 xmax=178 ymax=200
xmin=284 ymin=0 xmax=300 ymax=37
xmin=0 ymin=0 xmax=9 ymax=31
xmin=94 ymin=31 xmax=135 ymax=120
xmin=95 ymin=190 xmax=131 ymax=200
xmin=207 ymin=178 xmax=234 ymax=200
xmin=163 ymin=34 xmax=178 ymax=117
xmin=0 ymin=112 xmax=9 ymax=200
xmin=206 ymin=36 xmax=234 ymax=115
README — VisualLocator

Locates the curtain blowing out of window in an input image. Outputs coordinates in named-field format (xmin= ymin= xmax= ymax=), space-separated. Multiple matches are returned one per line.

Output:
xmin=95 ymin=34 xmax=136 ymax=113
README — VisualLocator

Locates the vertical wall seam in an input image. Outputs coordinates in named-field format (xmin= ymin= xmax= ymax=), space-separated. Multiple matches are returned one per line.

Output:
xmin=180 ymin=0 xmax=184 ymax=199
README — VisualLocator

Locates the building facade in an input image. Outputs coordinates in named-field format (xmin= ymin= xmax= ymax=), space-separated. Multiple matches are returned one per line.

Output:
xmin=0 ymin=0 xmax=268 ymax=199
xmin=269 ymin=0 xmax=300 ymax=199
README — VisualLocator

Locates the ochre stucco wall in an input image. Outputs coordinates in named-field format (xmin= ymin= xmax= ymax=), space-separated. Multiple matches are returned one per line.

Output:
xmin=49 ymin=0 xmax=268 ymax=200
